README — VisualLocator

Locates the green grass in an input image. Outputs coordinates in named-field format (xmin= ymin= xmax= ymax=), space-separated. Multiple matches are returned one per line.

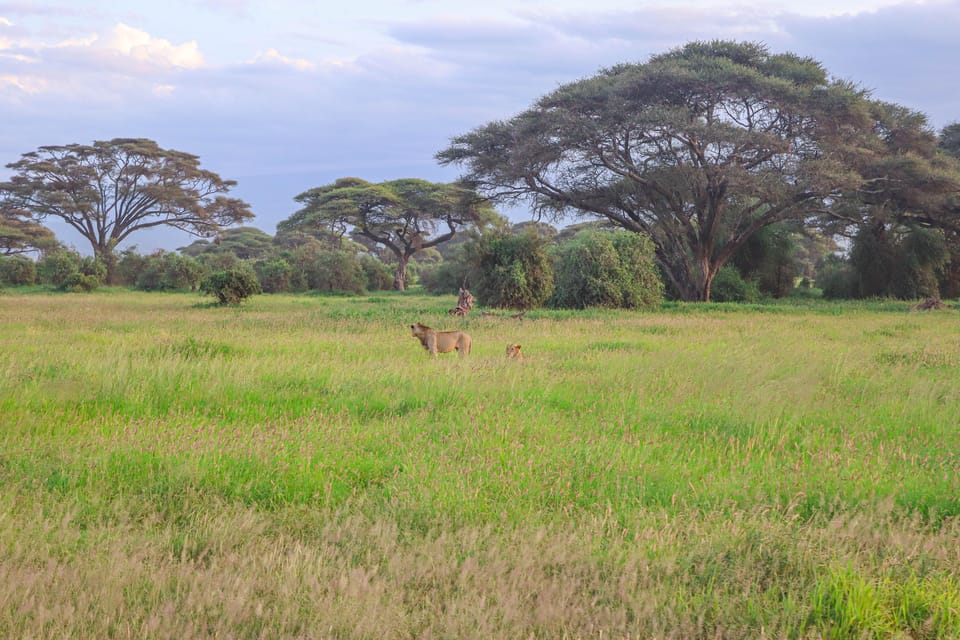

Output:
xmin=2 ymin=289 xmax=960 ymax=638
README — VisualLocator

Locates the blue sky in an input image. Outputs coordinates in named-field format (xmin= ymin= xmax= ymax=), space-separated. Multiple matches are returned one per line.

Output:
xmin=2 ymin=0 xmax=959 ymax=253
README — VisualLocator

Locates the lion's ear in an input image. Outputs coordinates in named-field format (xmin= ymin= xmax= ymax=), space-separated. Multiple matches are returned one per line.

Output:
xmin=516 ymin=344 xmax=521 ymax=349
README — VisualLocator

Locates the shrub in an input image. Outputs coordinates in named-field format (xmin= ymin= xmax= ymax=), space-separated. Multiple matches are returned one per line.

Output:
xmin=60 ymin=272 xmax=99 ymax=292
xmin=710 ymin=265 xmax=760 ymax=302
xmin=419 ymin=259 xmax=470 ymax=295
xmin=135 ymin=252 xmax=203 ymax=291
xmin=550 ymin=230 xmax=663 ymax=309
xmin=816 ymin=255 xmax=856 ymax=299
xmin=307 ymin=250 xmax=366 ymax=294
xmin=37 ymin=250 xmax=82 ymax=286
xmin=255 ymin=258 xmax=293 ymax=293
xmin=200 ymin=267 xmax=262 ymax=304
xmin=360 ymin=255 xmax=394 ymax=291
xmin=472 ymin=232 xmax=554 ymax=309
xmin=0 ymin=256 xmax=37 ymax=285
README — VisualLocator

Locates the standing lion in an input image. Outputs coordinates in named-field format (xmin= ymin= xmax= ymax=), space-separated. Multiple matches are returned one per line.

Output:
xmin=410 ymin=322 xmax=471 ymax=358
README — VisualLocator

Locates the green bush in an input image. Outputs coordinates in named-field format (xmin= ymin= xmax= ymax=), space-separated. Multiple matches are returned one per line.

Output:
xmin=549 ymin=230 xmax=663 ymax=309
xmin=817 ymin=255 xmax=858 ymax=299
xmin=254 ymin=258 xmax=293 ymax=293
xmin=60 ymin=272 xmax=99 ymax=292
xmin=307 ymin=250 xmax=366 ymax=294
xmin=200 ymin=267 xmax=262 ymax=304
xmin=710 ymin=265 xmax=760 ymax=303
xmin=472 ymin=232 xmax=554 ymax=309
xmin=37 ymin=250 xmax=82 ymax=286
xmin=360 ymin=255 xmax=395 ymax=291
xmin=0 ymin=256 xmax=37 ymax=285
xmin=135 ymin=252 xmax=203 ymax=291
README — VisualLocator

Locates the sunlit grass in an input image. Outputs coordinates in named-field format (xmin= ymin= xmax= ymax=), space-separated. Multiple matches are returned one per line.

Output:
xmin=2 ymin=289 xmax=960 ymax=637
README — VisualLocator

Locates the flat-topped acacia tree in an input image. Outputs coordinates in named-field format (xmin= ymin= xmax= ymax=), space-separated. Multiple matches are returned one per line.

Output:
xmin=438 ymin=40 xmax=959 ymax=301
xmin=280 ymin=177 xmax=496 ymax=290
xmin=0 ymin=138 xmax=253 ymax=281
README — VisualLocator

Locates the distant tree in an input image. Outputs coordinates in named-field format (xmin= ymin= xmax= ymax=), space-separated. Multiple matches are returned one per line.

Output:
xmin=439 ymin=40 xmax=958 ymax=301
xmin=0 ymin=138 xmax=252 ymax=282
xmin=254 ymin=258 xmax=293 ymax=293
xmin=730 ymin=223 xmax=802 ymax=298
xmin=179 ymin=226 xmax=274 ymax=260
xmin=941 ymin=123 xmax=960 ymax=159
xmin=280 ymin=177 xmax=497 ymax=290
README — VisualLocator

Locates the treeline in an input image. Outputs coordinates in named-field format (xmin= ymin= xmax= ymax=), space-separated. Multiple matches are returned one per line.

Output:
xmin=5 ymin=214 xmax=953 ymax=306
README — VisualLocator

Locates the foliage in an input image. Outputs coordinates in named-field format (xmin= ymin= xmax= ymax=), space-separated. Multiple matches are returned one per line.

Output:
xmin=850 ymin=224 xmax=949 ymax=299
xmin=940 ymin=122 xmax=960 ymax=159
xmin=179 ymin=226 xmax=275 ymax=261
xmin=0 ymin=138 xmax=252 ymax=279
xmin=709 ymin=265 xmax=761 ymax=302
xmin=60 ymin=272 xmax=99 ymax=292
xmin=135 ymin=252 xmax=204 ymax=291
xmin=0 ymin=255 xmax=37 ymax=285
xmin=550 ymin=229 xmax=663 ymax=309
xmin=36 ymin=250 xmax=81 ymax=286
xmin=471 ymin=230 xmax=554 ymax=309
xmin=200 ymin=267 xmax=262 ymax=304
xmin=254 ymin=258 xmax=293 ymax=293
xmin=360 ymin=255 xmax=395 ymax=291
xmin=306 ymin=250 xmax=367 ymax=294
xmin=280 ymin=177 xmax=497 ymax=290
xmin=731 ymin=223 xmax=802 ymax=298
xmin=817 ymin=255 xmax=858 ymax=299
xmin=0 ymin=210 xmax=58 ymax=256
xmin=439 ymin=40 xmax=960 ymax=302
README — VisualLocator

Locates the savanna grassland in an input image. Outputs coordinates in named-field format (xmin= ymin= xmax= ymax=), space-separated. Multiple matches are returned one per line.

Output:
xmin=2 ymin=289 xmax=960 ymax=639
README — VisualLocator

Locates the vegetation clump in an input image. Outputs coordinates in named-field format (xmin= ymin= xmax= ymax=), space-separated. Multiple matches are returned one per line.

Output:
xmin=200 ymin=267 xmax=261 ymax=304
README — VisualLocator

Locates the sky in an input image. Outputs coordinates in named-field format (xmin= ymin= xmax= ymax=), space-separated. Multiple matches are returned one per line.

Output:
xmin=1 ymin=0 xmax=959 ymax=253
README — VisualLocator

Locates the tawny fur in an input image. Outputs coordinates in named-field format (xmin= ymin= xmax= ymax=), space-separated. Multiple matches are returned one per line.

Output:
xmin=410 ymin=322 xmax=471 ymax=358
xmin=505 ymin=343 xmax=524 ymax=360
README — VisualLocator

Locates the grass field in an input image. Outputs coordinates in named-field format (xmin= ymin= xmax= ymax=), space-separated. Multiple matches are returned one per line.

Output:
xmin=2 ymin=288 xmax=960 ymax=638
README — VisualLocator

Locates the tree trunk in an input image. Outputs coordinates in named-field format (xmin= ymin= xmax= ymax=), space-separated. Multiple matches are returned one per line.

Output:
xmin=393 ymin=258 xmax=408 ymax=291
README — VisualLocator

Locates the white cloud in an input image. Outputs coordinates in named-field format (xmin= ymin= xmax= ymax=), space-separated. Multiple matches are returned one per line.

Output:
xmin=248 ymin=48 xmax=314 ymax=71
xmin=102 ymin=23 xmax=204 ymax=70
xmin=0 ymin=74 xmax=46 ymax=93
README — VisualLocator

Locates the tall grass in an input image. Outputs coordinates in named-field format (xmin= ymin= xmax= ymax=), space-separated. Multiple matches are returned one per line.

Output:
xmin=1 ymin=289 xmax=959 ymax=638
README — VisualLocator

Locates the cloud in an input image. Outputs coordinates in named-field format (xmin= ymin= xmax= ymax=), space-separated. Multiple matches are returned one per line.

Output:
xmin=2 ymin=0 xmax=959 ymax=252
xmin=102 ymin=23 xmax=203 ymax=69
xmin=248 ymin=48 xmax=314 ymax=71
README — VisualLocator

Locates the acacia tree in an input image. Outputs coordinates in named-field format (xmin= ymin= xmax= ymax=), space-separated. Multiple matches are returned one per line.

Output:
xmin=0 ymin=138 xmax=252 ymax=281
xmin=0 ymin=210 xmax=59 ymax=256
xmin=279 ymin=177 xmax=496 ymax=290
xmin=438 ymin=40 xmax=945 ymax=301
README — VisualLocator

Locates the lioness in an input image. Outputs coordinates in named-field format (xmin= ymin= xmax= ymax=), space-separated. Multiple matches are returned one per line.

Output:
xmin=506 ymin=343 xmax=523 ymax=360
xmin=410 ymin=322 xmax=471 ymax=358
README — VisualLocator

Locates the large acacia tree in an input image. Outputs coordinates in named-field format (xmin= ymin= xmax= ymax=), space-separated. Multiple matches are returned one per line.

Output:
xmin=0 ymin=138 xmax=252 ymax=280
xmin=279 ymin=177 xmax=496 ymax=290
xmin=438 ymin=40 xmax=945 ymax=301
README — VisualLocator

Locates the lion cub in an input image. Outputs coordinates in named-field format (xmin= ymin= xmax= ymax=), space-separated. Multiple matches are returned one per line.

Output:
xmin=410 ymin=322 xmax=471 ymax=358
xmin=505 ymin=343 xmax=524 ymax=360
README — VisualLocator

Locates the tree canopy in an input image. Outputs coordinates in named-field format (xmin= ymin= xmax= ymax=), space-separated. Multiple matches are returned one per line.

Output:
xmin=0 ymin=209 xmax=59 ymax=256
xmin=438 ymin=40 xmax=960 ymax=301
xmin=0 ymin=138 xmax=252 ymax=279
xmin=279 ymin=177 xmax=497 ymax=290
